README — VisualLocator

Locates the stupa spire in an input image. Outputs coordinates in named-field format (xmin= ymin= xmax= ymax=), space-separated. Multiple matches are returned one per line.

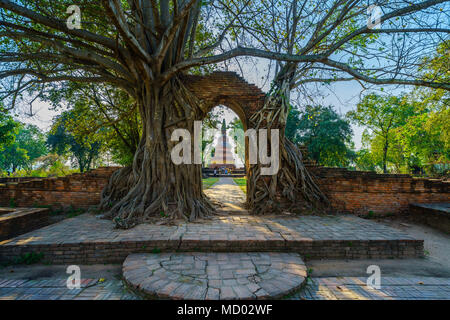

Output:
xmin=208 ymin=118 xmax=236 ymax=169
xmin=221 ymin=118 xmax=226 ymax=134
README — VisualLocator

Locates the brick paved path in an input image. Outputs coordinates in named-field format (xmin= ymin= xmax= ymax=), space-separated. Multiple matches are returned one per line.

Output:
xmin=290 ymin=277 xmax=450 ymax=300
xmin=0 ymin=278 xmax=139 ymax=300
xmin=204 ymin=177 xmax=246 ymax=213
xmin=0 ymin=214 xmax=422 ymax=263
xmin=1 ymin=275 xmax=449 ymax=300
xmin=123 ymin=252 xmax=306 ymax=299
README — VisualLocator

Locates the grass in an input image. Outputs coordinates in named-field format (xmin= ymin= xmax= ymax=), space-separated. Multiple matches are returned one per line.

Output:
xmin=64 ymin=205 xmax=85 ymax=218
xmin=1 ymin=252 xmax=45 ymax=267
xmin=233 ymin=177 xmax=247 ymax=194
xmin=202 ymin=177 xmax=219 ymax=189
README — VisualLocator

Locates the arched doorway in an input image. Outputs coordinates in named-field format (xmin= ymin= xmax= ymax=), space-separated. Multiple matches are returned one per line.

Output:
xmin=185 ymin=71 xmax=266 ymax=205
xmin=202 ymin=105 xmax=245 ymax=171
xmin=201 ymin=105 xmax=247 ymax=212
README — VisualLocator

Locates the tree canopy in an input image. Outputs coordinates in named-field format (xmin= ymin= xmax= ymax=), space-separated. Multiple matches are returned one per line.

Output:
xmin=47 ymin=108 xmax=103 ymax=172
xmin=286 ymin=105 xmax=354 ymax=167
xmin=0 ymin=123 xmax=47 ymax=173
xmin=0 ymin=105 xmax=19 ymax=150
xmin=1 ymin=0 xmax=449 ymax=109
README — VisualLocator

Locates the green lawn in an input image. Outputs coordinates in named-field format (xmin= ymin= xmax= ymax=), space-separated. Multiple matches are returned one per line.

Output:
xmin=233 ymin=177 xmax=247 ymax=194
xmin=202 ymin=177 xmax=219 ymax=189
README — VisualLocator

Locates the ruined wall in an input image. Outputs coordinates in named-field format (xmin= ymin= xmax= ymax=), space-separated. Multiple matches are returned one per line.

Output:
xmin=185 ymin=71 xmax=266 ymax=128
xmin=0 ymin=167 xmax=119 ymax=209
xmin=0 ymin=166 xmax=447 ymax=215
xmin=310 ymin=166 xmax=449 ymax=215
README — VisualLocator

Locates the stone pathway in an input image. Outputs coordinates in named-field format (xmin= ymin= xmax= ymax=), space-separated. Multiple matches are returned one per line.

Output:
xmin=1 ymin=275 xmax=449 ymax=300
xmin=123 ymin=252 xmax=306 ymax=299
xmin=290 ymin=277 xmax=450 ymax=300
xmin=0 ymin=278 xmax=139 ymax=300
xmin=204 ymin=177 xmax=246 ymax=213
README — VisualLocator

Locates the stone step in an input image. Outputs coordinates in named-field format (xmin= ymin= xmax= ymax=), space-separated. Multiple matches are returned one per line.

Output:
xmin=123 ymin=252 xmax=307 ymax=300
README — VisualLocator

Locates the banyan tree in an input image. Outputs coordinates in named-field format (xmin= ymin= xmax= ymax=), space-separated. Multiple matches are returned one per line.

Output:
xmin=1 ymin=0 xmax=449 ymax=228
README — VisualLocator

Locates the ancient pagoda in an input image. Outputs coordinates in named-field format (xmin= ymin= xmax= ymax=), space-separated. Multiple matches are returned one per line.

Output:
xmin=209 ymin=119 xmax=236 ymax=169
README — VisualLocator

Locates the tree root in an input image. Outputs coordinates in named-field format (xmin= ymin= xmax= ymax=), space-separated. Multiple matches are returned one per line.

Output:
xmin=247 ymin=63 xmax=329 ymax=215
xmin=99 ymin=165 xmax=217 ymax=229
xmin=98 ymin=77 xmax=216 ymax=229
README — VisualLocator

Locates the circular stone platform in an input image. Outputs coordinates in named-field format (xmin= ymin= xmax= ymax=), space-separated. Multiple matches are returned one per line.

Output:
xmin=123 ymin=252 xmax=307 ymax=300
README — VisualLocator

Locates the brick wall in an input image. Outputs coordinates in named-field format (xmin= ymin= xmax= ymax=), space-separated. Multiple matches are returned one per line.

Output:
xmin=0 ymin=165 xmax=447 ymax=215
xmin=310 ymin=166 xmax=449 ymax=215
xmin=409 ymin=203 xmax=450 ymax=234
xmin=0 ymin=167 xmax=119 ymax=209
xmin=0 ymin=177 xmax=42 ymax=183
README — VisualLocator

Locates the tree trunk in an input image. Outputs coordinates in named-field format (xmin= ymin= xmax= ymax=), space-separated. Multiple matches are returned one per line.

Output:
xmin=383 ymin=138 xmax=389 ymax=174
xmin=99 ymin=76 xmax=215 ymax=229
xmin=79 ymin=160 xmax=85 ymax=173
xmin=247 ymin=64 xmax=329 ymax=214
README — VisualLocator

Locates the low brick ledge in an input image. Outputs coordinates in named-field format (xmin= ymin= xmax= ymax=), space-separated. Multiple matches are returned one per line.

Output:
xmin=0 ymin=208 xmax=51 ymax=241
xmin=409 ymin=203 xmax=450 ymax=234
xmin=0 ymin=238 xmax=424 ymax=264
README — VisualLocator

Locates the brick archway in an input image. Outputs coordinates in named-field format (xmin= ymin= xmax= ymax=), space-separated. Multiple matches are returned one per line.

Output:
xmin=185 ymin=71 xmax=266 ymax=131
xmin=185 ymin=72 xmax=266 ymax=196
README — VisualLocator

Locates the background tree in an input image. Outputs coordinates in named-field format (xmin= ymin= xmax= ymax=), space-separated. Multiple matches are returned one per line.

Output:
xmin=1 ymin=0 xmax=448 ymax=226
xmin=42 ymin=82 xmax=141 ymax=166
xmin=350 ymin=40 xmax=449 ymax=174
xmin=0 ymin=106 xmax=19 ymax=151
xmin=229 ymin=118 xmax=245 ymax=165
xmin=400 ymin=110 xmax=449 ymax=171
xmin=47 ymin=109 xmax=103 ymax=172
xmin=201 ymin=109 xmax=222 ymax=167
xmin=347 ymin=94 xmax=417 ymax=173
xmin=0 ymin=123 xmax=47 ymax=173
xmin=354 ymin=148 xmax=379 ymax=172
xmin=397 ymin=40 xmax=450 ymax=174
xmin=361 ymin=132 xmax=408 ymax=173
xmin=33 ymin=153 xmax=73 ymax=177
xmin=286 ymin=105 xmax=354 ymax=167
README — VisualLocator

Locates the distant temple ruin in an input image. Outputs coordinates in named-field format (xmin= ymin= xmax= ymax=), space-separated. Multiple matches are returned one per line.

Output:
xmin=208 ymin=119 xmax=236 ymax=170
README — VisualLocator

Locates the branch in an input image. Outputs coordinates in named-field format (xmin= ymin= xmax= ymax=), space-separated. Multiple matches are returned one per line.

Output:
xmin=0 ymin=0 xmax=120 ymax=51
xmin=325 ymin=0 xmax=450 ymax=55
xmin=153 ymin=0 xmax=198 ymax=69
xmin=0 ymin=20 xmax=115 ymax=57
xmin=294 ymin=77 xmax=355 ymax=86
xmin=103 ymin=0 xmax=152 ymax=63
xmin=162 ymin=47 xmax=324 ymax=81
xmin=320 ymin=58 xmax=450 ymax=90
xmin=3 ymin=31 xmax=133 ymax=81
xmin=192 ymin=0 xmax=253 ymax=58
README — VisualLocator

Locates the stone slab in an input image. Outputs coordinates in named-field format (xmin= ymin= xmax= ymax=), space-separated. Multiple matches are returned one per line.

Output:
xmin=123 ymin=252 xmax=306 ymax=299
